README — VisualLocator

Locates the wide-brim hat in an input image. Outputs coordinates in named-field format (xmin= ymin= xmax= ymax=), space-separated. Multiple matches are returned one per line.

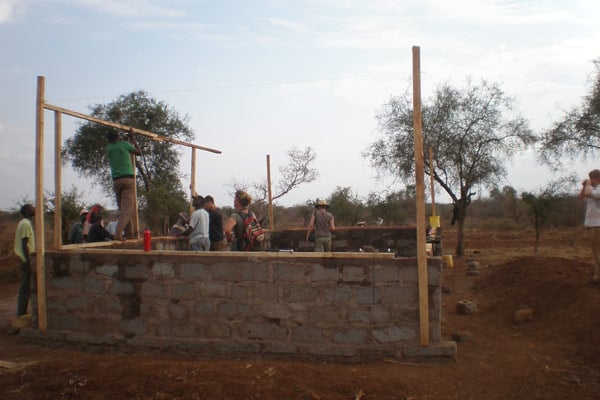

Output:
xmin=315 ymin=199 xmax=330 ymax=208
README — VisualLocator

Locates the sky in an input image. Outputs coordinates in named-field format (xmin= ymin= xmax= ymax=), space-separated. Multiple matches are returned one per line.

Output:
xmin=1 ymin=0 xmax=599 ymax=212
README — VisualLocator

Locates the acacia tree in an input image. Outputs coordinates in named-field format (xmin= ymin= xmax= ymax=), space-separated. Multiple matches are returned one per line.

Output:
xmin=521 ymin=175 xmax=576 ymax=252
xmin=539 ymin=59 xmax=600 ymax=168
xmin=228 ymin=146 xmax=319 ymax=224
xmin=62 ymin=91 xmax=193 ymax=231
xmin=366 ymin=79 xmax=535 ymax=255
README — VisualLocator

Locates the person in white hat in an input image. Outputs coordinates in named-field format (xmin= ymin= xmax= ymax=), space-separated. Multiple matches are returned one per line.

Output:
xmin=306 ymin=198 xmax=335 ymax=252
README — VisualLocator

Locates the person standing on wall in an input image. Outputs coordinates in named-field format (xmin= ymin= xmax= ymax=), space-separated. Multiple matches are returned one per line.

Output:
xmin=186 ymin=195 xmax=210 ymax=251
xmin=203 ymin=195 xmax=229 ymax=251
xmin=14 ymin=204 xmax=35 ymax=316
xmin=306 ymin=198 xmax=335 ymax=252
xmin=579 ymin=169 xmax=600 ymax=284
xmin=105 ymin=129 xmax=141 ymax=241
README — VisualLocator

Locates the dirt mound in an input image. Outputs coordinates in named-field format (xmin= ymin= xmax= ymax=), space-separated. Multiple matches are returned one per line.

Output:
xmin=472 ymin=256 xmax=600 ymax=363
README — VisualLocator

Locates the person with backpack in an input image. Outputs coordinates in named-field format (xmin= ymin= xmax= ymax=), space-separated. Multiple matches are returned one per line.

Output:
xmin=306 ymin=198 xmax=335 ymax=252
xmin=224 ymin=190 xmax=264 ymax=251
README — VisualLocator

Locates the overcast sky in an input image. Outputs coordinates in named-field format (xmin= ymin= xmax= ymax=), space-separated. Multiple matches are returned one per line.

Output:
xmin=1 ymin=0 xmax=599 ymax=212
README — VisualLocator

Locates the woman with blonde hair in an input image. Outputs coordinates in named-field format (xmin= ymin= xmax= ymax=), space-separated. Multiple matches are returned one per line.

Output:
xmin=224 ymin=190 xmax=255 ymax=251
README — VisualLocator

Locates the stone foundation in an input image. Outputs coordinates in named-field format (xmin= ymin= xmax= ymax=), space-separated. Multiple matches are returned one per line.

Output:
xmin=25 ymin=247 xmax=455 ymax=361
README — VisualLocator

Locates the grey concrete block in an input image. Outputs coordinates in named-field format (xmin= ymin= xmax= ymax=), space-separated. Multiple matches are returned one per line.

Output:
xmin=333 ymin=328 xmax=368 ymax=345
xmin=342 ymin=266 xmax=365 ymax=282
xmin=307 ymin=304 xmax=340 ymax=326
xmin=282 ymin=285 xmax=319 ymax=303
xmin=310 ymin=264 xmax=339 ymax=282
xmin=276 ymin=263 xmax=307 ymax=281
xmin=324 ymin=286 xmax=352 ymax=304
xmin=242 ymin=321 xmax=288 ymax=340
xmin=369 ymin=305 xmax=391 ymax=323
xmin=347 ymin=309 xmax=370 ymax=323
xmin=49 ymin=277 xmax=79 ymax=292
xmin=250 ymin=283 xmax=278 ymax=300
xmin=119 ymin=318 xmax=147 ymax=335
xmin=152 ymin=262 xmax=175 ymax=278
xmin=82 ymin=277 xmax=106 ymax=294
xmin=292 ymin=325 xmax=324 ymax=342
xmin=168 ymin=303 xmax=189 ymax=320
xmin=241 ymin=263 xmax=270 ymax=282
xmin=95 ymin=264 xmax=118 ymax=277
xmin=197 ymin=282 xmax=227 ymax=298
xmin=124 ymin=265 xmax=149 ymax=280
xmin=217 ymin=301 xmax=254 ymax=319
xmin=372 ymin=325 xmax=416 ymax=343
xmin=109 ymin=280 xmax=133 ymax=295
xmin=157 ymin=323 xmax=196 ymax=338
xmin=382 ymin=285 xmax=417 ymax=304
xmin=179 ymin=262 xmax=210 ymax=280
xmin=141 ymin=281 xmax=165 ymax=298
xmin=230 ymin=284 xmax=249 ymax=300
xmin=171 ymin=283 xmax=196 ymax=300
xmin=260 ymin=303 xmax=292 ymax=320
xmin=210 ymin=263 xmax=238 ymax=281
xmin=371 ymin=265 xmax=401 ymax=283
xmin=355 ymin=286 xmax=381 ymax=305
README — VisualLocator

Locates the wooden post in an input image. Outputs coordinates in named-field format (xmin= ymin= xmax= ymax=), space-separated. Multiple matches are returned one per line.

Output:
xmin=412 ymin=46 xmax=429 ymax=346
xmin=428 ymin=146 xmax=436 ymax=217
xmin=190 ymin=148 xmax=197 ymax=215
xmin=35 ymin=76 xmax=48 ymax=332
xmin=131 ymin=153 xmax=140 ymax=238
xmin=266 ymin=154 xmax=274 ymax=230
xmin=54 ymin=111 xmax=62 ymax=249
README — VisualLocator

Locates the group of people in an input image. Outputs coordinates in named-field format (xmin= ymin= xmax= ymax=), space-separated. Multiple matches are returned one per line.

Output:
xmin=68 ymin=205 xmax=117 ymax=244
xmin=11 ymin=128 xmax=337 ymax=322
xmin=176 ymin=190 xmax=262 ymax=252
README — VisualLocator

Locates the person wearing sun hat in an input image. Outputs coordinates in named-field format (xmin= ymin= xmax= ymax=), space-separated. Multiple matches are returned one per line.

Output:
xmin=306 ymin=198 xmax=335 ymax=252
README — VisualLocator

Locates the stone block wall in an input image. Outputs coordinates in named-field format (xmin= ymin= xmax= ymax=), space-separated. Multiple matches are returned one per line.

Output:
xmin=27 ymin=250 xmax=455 ymax=361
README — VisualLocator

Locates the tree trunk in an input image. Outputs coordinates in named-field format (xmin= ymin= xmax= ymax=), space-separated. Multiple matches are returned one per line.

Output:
xmin=455 ymin=215 xmax=465 ymax=256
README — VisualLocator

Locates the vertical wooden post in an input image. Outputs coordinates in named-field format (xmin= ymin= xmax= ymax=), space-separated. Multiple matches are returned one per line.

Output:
xmin=131 ymin=153 xmax=140 ymax=237
xmin=35 ymin=76 xmax=48 ymax=332
xmin=54 ymin=111 xmax=62 ymax=249
xmin=428 ymin=146 xmax=436 ymax=217
xmin=266 ymin=154 xmax=274 ymax=230
xmin=412 ymin=46 xmax=429 ymax=346
xmin=190 ymin=148 xmax=197 ymax=215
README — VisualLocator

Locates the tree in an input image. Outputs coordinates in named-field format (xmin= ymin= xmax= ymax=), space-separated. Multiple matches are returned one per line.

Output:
xmin=521 ymin=175 xmax=576 ymax=252
xmin=62 ymin=91 xmax=194 ymax=232
xmin=328 ymin=187 xmax=365 ymax=226
xmin=366 ymin=79 xmax=535 ymax=255
xmin=538 ymin=59 xmax=600 ymax=168
xmin=228 ymin=146 xmax=319 ymax=223
xmin=489 ymin=185 xmax=521 ymax=221
xmin=365 ymin=187 xmax=416 ymax=226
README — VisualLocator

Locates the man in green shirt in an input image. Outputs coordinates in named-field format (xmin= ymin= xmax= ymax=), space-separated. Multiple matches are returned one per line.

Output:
xmin=14 ymin=204 xmax=35 ymax=316
xmin=105 ymin=129 xmax=141 ymax=240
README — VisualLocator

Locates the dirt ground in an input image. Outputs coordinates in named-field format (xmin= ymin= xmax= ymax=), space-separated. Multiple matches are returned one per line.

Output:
xmin=0 ymin=226 xmax=599 ymax=399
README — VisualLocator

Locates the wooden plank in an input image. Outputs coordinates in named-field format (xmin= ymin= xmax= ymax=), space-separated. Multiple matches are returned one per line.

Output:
xmin=412 ymin=46 xmax=430 ymax=346
xmin=42 ymin=102 xmax=222 ymax=154
xmin=35 ymin=76 xmax=48 ymax=332
xmin=54 ymin=111 xmax=62 ymax=249
xmin=267 ymin=154 xmax=274 ymax=230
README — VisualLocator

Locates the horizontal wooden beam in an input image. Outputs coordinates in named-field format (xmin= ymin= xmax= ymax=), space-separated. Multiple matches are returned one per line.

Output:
xmin=43 ymin=103 xmax=222 ymax=154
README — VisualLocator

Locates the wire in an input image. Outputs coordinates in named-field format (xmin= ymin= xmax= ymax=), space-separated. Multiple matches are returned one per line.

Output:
xmin=49 ymin=72 xmax=408 ymax=103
